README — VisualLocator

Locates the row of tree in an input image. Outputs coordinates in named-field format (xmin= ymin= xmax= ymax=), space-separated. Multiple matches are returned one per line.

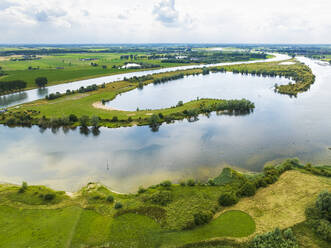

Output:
xmin=45 ymin=83 xmax=104 ymax=100
xmin=0 ymin=80 xmax=27 ymax=93
xmin=153 ymin=73 xmax=185 ymax=84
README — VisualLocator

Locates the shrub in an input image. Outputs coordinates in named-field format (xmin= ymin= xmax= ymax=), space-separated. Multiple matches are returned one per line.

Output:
xmin=194 ymin=211 xmax=213 ymax=226
xmin=18 ymin=181 xmax=28 ymax=193
xmin=314 ymin=219 xmax=331 ymax=241
xmin=187 ymin=179 xmax=196 ymax=186
xmin=138 ymin=186 xmax=146 ymax=194
xmin=111 ymin=116 xmax=118 ymax=122
xmin=106 ymin=195 xmax=114 ymax=203
xmin=114 ymin=202 xmax=123 ymax=209
xmin=44 ymin=193 xmax=55 ymax=201
xmin=149 ymin=191 xmax=172 ymax=206
xmin=91 ymin=116 xmax=100 ymax=128
xmin=239 ymin=182 xmax=256 ymax=197
xmin=179 ymin=180 xmax=186 ymax=186
xmin=249 ymin=228 xmax=298 ymax=248
xmin=207 ymin=178 xmax=215 ymax=186
xmin=315 ymin=190 xmax=331 ymax=221
xmin=218 ymin=192 xmax=239 ymax=206
xmin=79 ymin=115 xmax=89 ymax=127
xmin=305 ymin=190 xmax=331 ymax=241
xmin=160 ymin=180 xmax=172 ymax=187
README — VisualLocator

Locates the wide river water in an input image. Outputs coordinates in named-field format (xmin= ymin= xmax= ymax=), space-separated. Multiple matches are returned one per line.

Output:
xmin=1 ymin=55 xmax=331 ymax=193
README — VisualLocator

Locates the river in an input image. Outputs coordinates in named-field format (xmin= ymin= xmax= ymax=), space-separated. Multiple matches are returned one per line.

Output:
xmin=1 ymin=55 xmax=330 ymax=193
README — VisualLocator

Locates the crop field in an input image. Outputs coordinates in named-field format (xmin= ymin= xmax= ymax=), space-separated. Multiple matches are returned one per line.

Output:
xmin=0 ymin=52 xmax=187 ymax=89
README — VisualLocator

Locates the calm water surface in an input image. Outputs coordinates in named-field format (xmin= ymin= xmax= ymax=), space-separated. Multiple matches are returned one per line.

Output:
xmin=0 ymin=54 xmax=287 ymax=108
xmin=0 ymin=56 xmax=330 ymax=193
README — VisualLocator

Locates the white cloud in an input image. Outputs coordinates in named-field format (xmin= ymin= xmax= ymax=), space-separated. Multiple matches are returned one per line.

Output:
xmin=153 ymin=0 xmax=178 ymax=26
xmin=0 ymin=0 xmax=330 ymax=43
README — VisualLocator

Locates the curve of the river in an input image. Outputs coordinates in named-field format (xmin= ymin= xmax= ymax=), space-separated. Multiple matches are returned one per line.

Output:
xmin=2 ymin=55 xmax=330 ymax=194
xmin=0 ymin=54 xmax=289 ymax=108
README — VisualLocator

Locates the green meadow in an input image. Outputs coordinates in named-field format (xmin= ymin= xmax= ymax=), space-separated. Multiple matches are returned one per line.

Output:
xmin=0 ymin=160 xmax=329 ymax=247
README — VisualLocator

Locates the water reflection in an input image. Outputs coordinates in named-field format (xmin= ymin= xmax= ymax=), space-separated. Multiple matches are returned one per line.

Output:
xmin=0 ymin=54 xmax=289 ymax=108
xmin=37 ymin=88 xmax=48 ymax=97
xmin=0 ymin=56 xmax=330 ymax=193
xmin=0 ymin=92 xmax=28 ymax=108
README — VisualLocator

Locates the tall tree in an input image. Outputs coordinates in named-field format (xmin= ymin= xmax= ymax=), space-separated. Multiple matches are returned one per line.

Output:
xmin=35 ymin=77 xmax=48 ymax=88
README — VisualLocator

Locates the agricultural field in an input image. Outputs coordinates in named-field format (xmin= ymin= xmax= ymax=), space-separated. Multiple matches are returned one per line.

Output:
xmin=0 ymin=46 xmax=270 ymax=93
xmin=0 ymin=52 xmax=186 ymax=90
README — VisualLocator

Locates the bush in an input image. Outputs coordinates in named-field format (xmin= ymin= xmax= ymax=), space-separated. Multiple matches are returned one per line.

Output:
xmin=44 ymin=193 xmax=55 ymax=201
xmin=91 ymin=116 xmax=100 ymax=128
xmin=179 ymin=180 xmax=186 ymax=186
xmin=187 ymin=179 xmax=196 ymax=186
xmin=149 ymin=191 xmax=172 ymax=206
xmin=79 ymin=115 xmax=89 ymax=127
xmin=315 ymin=190 xmax=331 ymax=221
xmin=18 ymin=181 xmax=28 ymax=193
xmin=218 ymin=192 xmax=239 ymax=206
xmin=239 ymin=182 xmax=256 ymax=197
xmin=69 ymin=114 xmax=78 ymax=122
xmin=249 ymin=228 xmax=298 ymax=248
xmin=106 ymin=195 xmax=114 ymax=203
xmin=314 ymin=219 xmax=331 ymax=241
xmin=207 ymin=178 xmax=215 ymax=186
xmin=160 ymin=180 xmax=172 ymax=187
xmin=114 ymin=202 xmax=123 ymax=209
xmin=194 ymin=211 xmax=213 ymax=226
xmin=111 ymin=116 xmax=118 ymax=122
xmin=138 ymin=186 xmax=147 ymax=194
xmin=306 ymin=190 xmax=331 ymax=241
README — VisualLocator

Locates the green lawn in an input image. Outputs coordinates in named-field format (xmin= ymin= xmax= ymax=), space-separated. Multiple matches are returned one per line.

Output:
xmin=0 ymin=206 xmax=82 ymax=248
xmin=162 ymin=210 xmax=255 ymax=247
xmin=0 ymin=206 xmax=255 ymax=248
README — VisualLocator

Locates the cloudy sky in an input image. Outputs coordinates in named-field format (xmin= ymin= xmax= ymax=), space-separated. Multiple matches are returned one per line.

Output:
xmin=0 ymin=0 xmax=330 ymax=44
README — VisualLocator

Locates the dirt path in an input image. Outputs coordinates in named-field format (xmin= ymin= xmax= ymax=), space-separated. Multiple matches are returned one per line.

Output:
xmin=92 ymin=101 xmax=119 ymax=111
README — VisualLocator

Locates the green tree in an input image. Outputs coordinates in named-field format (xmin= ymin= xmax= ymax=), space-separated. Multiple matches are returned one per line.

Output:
xmin=239 ymin=182 xmax=256 ymax=197
xmin=218 ymin=192 xmax=238 ymax=206
xmin=91 ymin=116 xmax=100 ymax=128
xmin=35 ymin=77 xmax=48 ymax=88
xmin=79 ymin=115 xmax=89 ymax=127
xmin=19 ymin=181 xmax=28 ymax=193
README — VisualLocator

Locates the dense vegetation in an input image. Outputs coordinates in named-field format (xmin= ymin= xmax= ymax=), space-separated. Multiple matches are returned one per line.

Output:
xmin=209 ymin=59 xmax=315 ymax=96
xmin=0 ymin=80 xmax=27 ymax=94
xmin=305 ymin=191 xmax=331 ymax=242
xmin=45 ymin=83 xmax=105 ymax=100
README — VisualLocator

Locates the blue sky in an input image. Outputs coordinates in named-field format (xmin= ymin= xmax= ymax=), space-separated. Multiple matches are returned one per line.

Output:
xmin=0 ymin=0 xmax=330 ymax=44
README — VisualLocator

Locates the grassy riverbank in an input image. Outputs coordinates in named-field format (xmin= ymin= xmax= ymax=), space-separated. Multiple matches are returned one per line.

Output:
xmin=213 ymin=58 xmax=315 ymax=96
xmin=1 ymin=58 xmax=314 ymax=129
xmin=0 ymin=159 xmax=329 ymax=247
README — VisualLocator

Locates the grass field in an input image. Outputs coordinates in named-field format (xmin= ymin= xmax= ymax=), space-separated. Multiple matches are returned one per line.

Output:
xmin=0 ymin=52 xmax=189 ymax=90
xmin=0 ymin=163 xmax=329 ymax=247
xmin=0 ymin=50 xmax=268 ymax=91
xmin=0 ymin=207 xmax=254 ymax=248
xmin=218 ymin=170 xmax=331 ymax=234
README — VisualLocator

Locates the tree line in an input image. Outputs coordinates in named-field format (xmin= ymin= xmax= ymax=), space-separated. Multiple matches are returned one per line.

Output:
xmin=0 ymin=80 xmax=27 ymax=94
